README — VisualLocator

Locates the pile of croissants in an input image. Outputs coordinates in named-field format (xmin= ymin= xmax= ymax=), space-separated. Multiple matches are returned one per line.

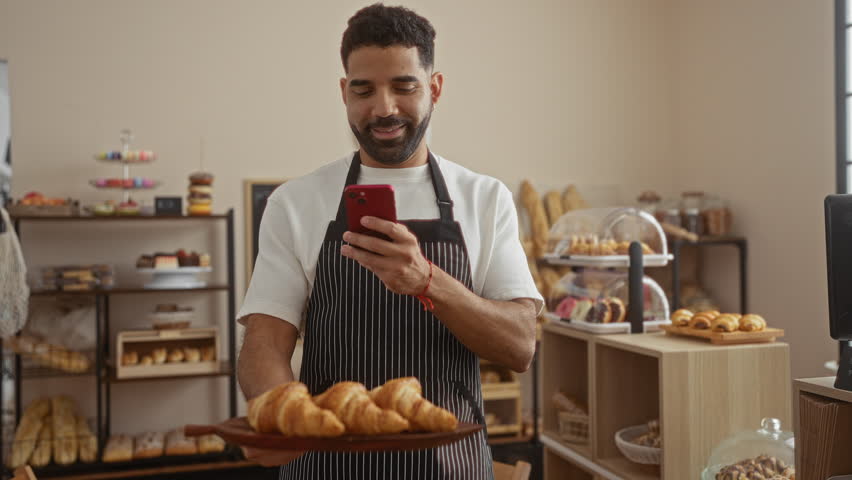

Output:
xmin=671 ymin=309 xmax=768 ymax=333
xmin=248 ymin=377 xmax=458 ymax=437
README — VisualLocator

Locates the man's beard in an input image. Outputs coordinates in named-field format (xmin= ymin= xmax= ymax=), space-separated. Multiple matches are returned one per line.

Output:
xmin=350 ymin=109 xmax=432 ymax=166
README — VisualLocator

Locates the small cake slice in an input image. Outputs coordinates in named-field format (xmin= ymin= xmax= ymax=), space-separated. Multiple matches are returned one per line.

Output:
xmin=154 ymin=255 xmax=178 ymax=270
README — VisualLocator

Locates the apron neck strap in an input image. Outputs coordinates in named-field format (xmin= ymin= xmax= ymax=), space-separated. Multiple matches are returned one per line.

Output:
xmin=334 ymin=151 xmax=455 ymax=224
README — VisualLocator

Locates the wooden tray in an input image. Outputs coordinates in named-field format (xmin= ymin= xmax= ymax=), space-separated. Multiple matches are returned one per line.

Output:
xmin=659 ymin=325 xmax=784 ymax=345
xmin=185 ymin=417 xmax=483 ymax=452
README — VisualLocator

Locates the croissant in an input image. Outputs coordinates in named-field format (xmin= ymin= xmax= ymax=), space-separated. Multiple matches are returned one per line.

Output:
xmin=671 ymin=309 xmax=694 ymax=326
xmin=314 ymin=381 xmax=409 ymax=435
xmin=247 ymin=382 xmax=344 ymax=437
xmin=711 ymin=314 xmax=740 ymax=332
xmin=689 ymin=312 xmax=715 ymax=329
xmin=739 ymin=314 xmax=767 ymax=332
xmin=370 ymin=377 xmax=458 ymax=433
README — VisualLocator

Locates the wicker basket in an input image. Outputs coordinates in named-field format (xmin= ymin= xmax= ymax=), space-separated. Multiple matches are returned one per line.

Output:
xmin=558 ymin=411 xmax=589 ymax=444
xmin=615 ymin=425 xmax=662 ymax=465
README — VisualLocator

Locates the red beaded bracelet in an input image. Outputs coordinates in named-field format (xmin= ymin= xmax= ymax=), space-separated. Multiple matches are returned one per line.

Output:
xmin=415 ymin=259 xmax=434 ymax=311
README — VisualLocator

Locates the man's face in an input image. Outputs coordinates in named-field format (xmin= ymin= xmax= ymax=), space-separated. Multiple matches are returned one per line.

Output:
xmin=341 ymin=46 xmax=441 ymax=166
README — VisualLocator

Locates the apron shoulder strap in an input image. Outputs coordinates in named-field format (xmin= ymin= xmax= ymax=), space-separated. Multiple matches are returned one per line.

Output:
xmin=333 ymin=151 xmax=456 ymax=224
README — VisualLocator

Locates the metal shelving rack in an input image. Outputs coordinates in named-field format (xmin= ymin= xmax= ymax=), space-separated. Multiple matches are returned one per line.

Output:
xmin=1 ymin=210 xmax=239 ymax=479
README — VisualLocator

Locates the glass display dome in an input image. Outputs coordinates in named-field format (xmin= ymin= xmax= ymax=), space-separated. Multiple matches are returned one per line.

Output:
xmin=700 ymin=418 xmax=795 ymax=480
xmin=546 ymin=207 xmax=671 ymax=267
xmin=547 ymin=270 xmax=671 ymax=334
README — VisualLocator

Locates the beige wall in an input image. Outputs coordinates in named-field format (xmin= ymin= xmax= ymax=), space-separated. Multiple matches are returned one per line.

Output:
xmin=667 ymin=0 xmax=837 ymax=379
xmin=0 ymin=0 xmax=673 ymax=433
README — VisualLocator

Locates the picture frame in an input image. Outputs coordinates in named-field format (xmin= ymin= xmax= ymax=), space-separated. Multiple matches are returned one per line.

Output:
xmin=243 ymin=178 xmax=287 ymax=288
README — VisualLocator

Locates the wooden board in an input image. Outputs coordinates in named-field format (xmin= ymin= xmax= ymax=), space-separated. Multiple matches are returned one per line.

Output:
xmin=659 ymin=325 xmax=784 ymax=345
xmin=185 ymin=417 xmax=482 ymax=452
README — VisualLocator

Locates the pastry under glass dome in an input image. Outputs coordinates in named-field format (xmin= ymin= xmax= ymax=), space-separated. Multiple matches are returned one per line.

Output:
xmin=700 ymin=417 xmax=795 ymax=480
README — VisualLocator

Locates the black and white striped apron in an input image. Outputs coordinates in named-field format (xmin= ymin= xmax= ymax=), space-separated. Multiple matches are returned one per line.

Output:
xmin=281 ymin=152 xmax=493 ymax=480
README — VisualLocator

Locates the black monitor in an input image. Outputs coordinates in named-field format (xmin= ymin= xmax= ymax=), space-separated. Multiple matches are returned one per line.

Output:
xmin=824 ymin=194 xmax=852 ymax=390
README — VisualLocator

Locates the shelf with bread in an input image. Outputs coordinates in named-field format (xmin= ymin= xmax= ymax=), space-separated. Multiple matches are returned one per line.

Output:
xmin=2 ymin=208 xmax=239 ymax=477
xmin=6 ymin=396 xmax=234 ymax=478
xmin=480 ymin=360 xmax=523 ymax=437
xmin=538 ymin=322 xmax=792 ymax=479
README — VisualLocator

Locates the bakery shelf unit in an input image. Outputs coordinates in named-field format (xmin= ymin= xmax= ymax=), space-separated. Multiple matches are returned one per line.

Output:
xmin=0 ymin=210 xmax=239 ymax=479
xmin=669 ymin=235 xmax=748 ymax=313
xmin=539 ymin=323 xmax=791 ymax=479
xmin=544 ymin=208 xmax=674 ymax=336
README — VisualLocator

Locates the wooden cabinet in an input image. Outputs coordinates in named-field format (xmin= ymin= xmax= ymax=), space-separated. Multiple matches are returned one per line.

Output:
xmin=540 ymin=324 xmax=791 ymax=479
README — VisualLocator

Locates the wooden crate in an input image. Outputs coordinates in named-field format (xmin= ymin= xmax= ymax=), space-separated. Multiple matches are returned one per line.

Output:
xmin=116 ymin=328 xmax=219 ymax=379
xmin=481 ymin=360 xmax=522 ymax=436
xmin=540 ymin=324 xmax=791 ymax=479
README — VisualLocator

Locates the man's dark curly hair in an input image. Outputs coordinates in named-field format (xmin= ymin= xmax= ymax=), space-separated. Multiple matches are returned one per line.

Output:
xmin=341 ymin=4 xmax=436 ymax=73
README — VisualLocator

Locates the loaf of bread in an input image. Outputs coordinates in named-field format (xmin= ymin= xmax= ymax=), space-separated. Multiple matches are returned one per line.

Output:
xmin=167 ymin=349 xmax=184 ymax=363
xmin=29 ymin=415 xmax=52 ymax=467
xmin=247 ymin=381 xmax=345 ymax=437
xmin=8 ymin=415 xmax=44 ymax=468
xmin=165 ymin=428 xmax=198 ymax=456
xmin=544 ymin=190 xmax=564 ymax=226
xmin=520 ymin=180 xmax=550 ymax=258
xmin=133 ymin=432 xmax=164 ymax=459
xmin=51 ymin=396 xmax=78 ymax=465
xmin=152 ymin=347 xmax=167 ymax=364
xmin=314 ymin=382 xmax=410 ymax=435
xmin=102 ymin=435 xmax=133 ymax=463
xmin=201 ymin=346 xmax=216 ymax=362
xmin=197 ymin=434 xmax=226 ymax=454
xmin=369 ymin=377 xmax=458 ymax=433
xmin=76 ymin=415 xmax=98 ymax=463
xmin=561 ymin=185 xmax=588 ymax=211
xmin=183 ymin=347 xmax=201 ymax=363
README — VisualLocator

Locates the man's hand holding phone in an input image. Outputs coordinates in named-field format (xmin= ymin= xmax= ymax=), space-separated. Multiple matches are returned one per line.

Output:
xmin=341 ymin=216 xmax=431 ymax=297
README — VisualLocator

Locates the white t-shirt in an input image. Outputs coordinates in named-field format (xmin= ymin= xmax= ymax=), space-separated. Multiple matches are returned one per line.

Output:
xmin=237 ymin=152 xmax=543 ymax=330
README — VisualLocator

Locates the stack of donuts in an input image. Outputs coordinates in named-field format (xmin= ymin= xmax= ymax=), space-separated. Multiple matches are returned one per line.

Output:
xmin=670 ymin=309 xmax=767 ymax=333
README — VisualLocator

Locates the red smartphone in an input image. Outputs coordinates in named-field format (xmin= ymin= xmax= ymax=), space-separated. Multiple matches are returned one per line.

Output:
xmin=344 ymin=184 xmax=398 ymax=239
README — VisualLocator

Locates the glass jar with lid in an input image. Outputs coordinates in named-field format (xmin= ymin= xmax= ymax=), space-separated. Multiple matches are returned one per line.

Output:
xmin=700 ymin=417 xmax=795 ymax=480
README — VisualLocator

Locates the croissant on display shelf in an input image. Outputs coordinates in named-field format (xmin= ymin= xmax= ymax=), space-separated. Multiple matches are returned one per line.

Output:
xmin=711 ymin=314 xmax=740 ymax=333
xmin=370 ymin=377 xmax=458 ymax=433
xmin=315 ymin=381 xmax=409 ymax=435
xmin=739 ymin=314 xmax=767 ymax=332
xmin=670 ymin=309 xmax=694 ymax=327
xmin=247 ymin=381 xmax=345 ymax=437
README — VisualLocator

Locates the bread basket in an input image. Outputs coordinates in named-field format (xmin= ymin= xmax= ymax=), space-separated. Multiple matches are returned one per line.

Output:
xmin=615 ymin=425 xmax=662 ymax=465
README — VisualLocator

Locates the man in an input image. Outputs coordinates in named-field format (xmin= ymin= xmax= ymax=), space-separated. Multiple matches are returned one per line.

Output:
xmin=237 ymin=4 xmax=542 ymax=478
